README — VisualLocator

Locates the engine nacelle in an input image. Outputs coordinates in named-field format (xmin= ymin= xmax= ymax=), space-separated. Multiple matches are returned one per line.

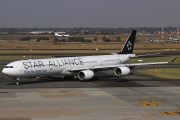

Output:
xmin=114 ymin=66 xmax=130 ymax=76
xmin=78 ymin=70 xmax=94 ymax=81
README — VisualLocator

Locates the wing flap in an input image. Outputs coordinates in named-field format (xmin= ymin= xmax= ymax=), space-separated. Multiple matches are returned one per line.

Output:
xmin=124 ymin=62 xmax=169 ymax=67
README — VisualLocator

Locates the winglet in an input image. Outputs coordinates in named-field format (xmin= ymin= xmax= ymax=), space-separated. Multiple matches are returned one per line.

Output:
xmin=169 ymin=57 xmax=177 ymax=63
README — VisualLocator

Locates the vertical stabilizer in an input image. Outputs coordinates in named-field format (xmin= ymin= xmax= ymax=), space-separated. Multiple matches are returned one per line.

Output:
xmin=118 ymin=30 xmax=136 ymax=54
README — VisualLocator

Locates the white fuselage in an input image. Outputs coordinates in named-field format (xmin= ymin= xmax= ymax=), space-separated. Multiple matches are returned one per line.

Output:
xmin=2 ymin=54 xmax=130 ymax=78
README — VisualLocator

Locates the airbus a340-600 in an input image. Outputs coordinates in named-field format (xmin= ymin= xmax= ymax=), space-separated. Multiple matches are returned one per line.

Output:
xmin=2 ymin=30 xmax=176 ymax=85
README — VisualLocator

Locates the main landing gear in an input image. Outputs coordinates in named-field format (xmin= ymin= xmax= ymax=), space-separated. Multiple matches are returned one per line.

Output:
xmin=64 ymin=76 xmax=74 ymax=80
xmin=78 ymin=76 xmax=99 ymax=82
xmin=14 ymin=78 xmax=20 ymax=85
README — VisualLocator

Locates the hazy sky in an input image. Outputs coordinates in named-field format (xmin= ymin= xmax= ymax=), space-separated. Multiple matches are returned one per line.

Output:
xmin=0 ymin=0 xmax=180 ymax=28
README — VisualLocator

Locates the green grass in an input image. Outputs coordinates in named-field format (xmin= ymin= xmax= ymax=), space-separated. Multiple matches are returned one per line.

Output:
xmin=138 ymin=68 xmax=180 ymax=79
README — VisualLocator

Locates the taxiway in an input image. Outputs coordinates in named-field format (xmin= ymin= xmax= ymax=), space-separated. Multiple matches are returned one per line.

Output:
xmin=0 ymin=62 xmax=180 ymax=119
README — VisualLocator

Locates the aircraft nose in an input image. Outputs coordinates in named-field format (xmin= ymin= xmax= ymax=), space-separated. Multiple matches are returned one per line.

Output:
xmin=2 ymin=68 xmax=9 ymax=75
xmin=2 ymin=68 xmax=6 ymax=74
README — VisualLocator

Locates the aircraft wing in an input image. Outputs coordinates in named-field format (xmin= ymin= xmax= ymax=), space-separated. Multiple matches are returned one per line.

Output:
xmin=118 ymin=57 xmax=176 ymax=68
xmin=69 ymin=57 xmax=177 ymax=71
xmin=133 ymin=53 xmax=162 ymax=57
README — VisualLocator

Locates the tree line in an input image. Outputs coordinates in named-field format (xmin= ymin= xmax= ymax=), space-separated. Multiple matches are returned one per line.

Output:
xmin=20 ymin=36 xmax=121 ymax=42
xmin=1 ymin=27 xmax=179 ymax=35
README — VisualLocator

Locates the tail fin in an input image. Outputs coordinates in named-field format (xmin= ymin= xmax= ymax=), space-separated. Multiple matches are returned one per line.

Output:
xmin=118 ymin=30 xmax=136 ymax=54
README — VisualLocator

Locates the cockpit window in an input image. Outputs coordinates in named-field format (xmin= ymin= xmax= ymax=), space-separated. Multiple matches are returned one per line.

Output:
xmin=5 ymin=66 xmax=14 ymax=68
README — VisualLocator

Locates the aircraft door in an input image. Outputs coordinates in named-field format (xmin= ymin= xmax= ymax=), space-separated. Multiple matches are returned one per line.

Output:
xmin=99 ymin=57 xmax=104 ymax=66
xmin=19 ymin=65 xmax=24 ymax=72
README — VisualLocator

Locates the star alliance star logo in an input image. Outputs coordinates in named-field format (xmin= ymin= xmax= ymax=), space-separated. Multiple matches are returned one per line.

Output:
xmin=127 ymin=41 xmax=132 ymax=51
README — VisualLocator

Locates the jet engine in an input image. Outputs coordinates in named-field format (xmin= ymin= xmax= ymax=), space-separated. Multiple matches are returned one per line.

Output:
xmin=114 ymin=66 xmax=130 ymax=76
xmin=78 ymin=70 xmax=94 ymax=81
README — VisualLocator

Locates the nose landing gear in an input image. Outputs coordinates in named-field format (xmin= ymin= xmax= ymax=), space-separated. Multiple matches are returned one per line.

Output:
xmin=14 ymin=78 xmax=20 ymax=85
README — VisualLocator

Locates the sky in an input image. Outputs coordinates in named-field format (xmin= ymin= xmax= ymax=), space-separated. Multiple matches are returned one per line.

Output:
xmin=0 ymin=0 xmax=180 ymax=28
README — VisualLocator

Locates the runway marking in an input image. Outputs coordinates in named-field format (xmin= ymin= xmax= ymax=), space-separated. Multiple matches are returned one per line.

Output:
xmin=95 ymin=81 xmax=114 ymax=85
xmin=161 ymin=111 xmax=180 ymax=115
xmin=142 ymin=114 xmax=156 ymax=118
xmin=136 ymin=100 xmax=163 ymax=106
xmin=84 ymin=91 xmax=112 ymax=96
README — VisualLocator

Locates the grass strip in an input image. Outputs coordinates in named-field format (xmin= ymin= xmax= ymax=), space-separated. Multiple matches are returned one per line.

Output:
xmin=138 ymin=68 xmax=180 ymax=79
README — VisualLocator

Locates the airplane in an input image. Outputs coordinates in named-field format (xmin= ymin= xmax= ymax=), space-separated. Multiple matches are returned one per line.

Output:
xmin=55 ymin=32 xmax=70 ymax=37
xmin=2 ymin=30 xmax=177 ymax=85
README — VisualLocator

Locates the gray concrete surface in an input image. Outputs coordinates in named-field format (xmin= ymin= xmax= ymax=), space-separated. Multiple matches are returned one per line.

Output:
xmin=0 ymin=61 xmax=180 ymax=119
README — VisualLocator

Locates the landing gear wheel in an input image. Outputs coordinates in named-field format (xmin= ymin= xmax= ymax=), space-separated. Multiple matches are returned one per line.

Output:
xmin=92 ymin=76 xmax=98 ymax=81
xmin=14 ymin=78 xmax=20 ymax=85
xmin=64 ymin=76 xmax=74 ymax=80
xmin=16 ymin=82 xmax=19 ymax=85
